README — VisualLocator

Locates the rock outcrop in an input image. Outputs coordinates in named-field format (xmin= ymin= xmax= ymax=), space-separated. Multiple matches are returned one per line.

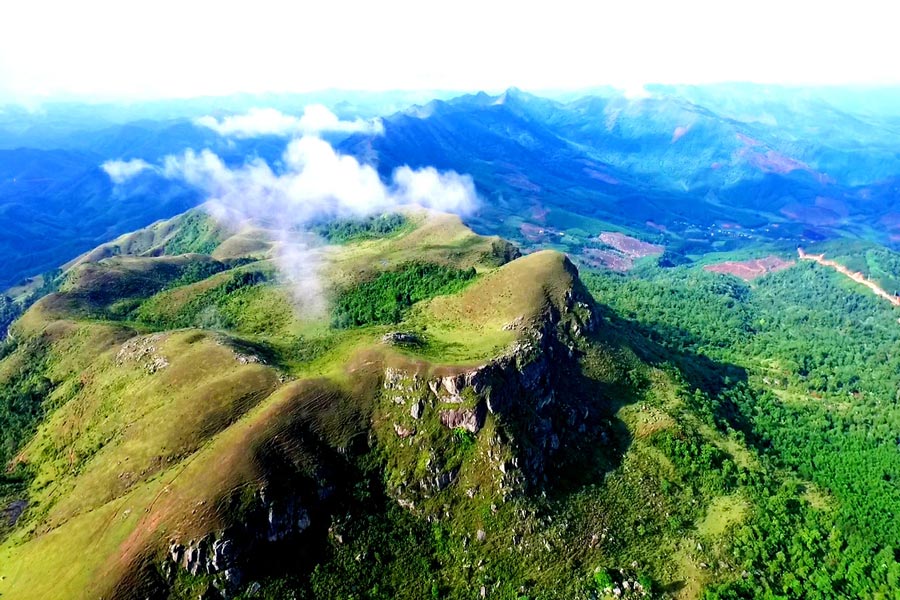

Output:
xmin=116 ymin=333 xmax=169 ymax=373
xmin=378 ymin=261 xmax=600 ymax=509
xmin=439 ymin=403 xmax=486 ymax=433
xmin=2 ymin=499 xmax=27 ymax=527
xmin=164 ymin=486 xmax=312 ymax=597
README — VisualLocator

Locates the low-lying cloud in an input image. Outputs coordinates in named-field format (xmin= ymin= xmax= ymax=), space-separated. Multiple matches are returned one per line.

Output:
xmin=195 ymin=105 xmax=384 ymax=138
xmin=162 ymin=136 xmax=477 ymax=222
xmin=101 ymin=158 xmax=151 ymax=183
xmin=392 ymin=166 xmax=479 ymax=215
xmin=157 ymin=135 xmax=477 ymax=316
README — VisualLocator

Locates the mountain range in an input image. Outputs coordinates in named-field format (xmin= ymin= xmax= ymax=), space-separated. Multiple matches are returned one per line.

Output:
xmin=3 ymin=85 xmax=900 ymax=289
xmin=4 ymin=86 xmax=900 ymax=599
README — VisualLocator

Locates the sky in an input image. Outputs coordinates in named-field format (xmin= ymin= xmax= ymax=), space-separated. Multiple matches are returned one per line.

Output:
xmin=0 ymin=0 xmax=897 ymax=102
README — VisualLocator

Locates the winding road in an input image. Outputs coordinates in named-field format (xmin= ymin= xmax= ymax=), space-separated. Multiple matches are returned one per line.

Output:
xmin=798 ymin=248 xmax=900 ymax=307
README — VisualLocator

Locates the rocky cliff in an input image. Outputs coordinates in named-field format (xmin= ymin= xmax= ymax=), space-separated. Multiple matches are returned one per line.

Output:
xmin=375 ymin=256 xmax=603 ymax=514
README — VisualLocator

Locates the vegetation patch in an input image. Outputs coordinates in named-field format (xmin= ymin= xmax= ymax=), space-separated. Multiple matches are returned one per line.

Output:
xmin=135 ymin=270 xmax=274 ymax=330
xmin=313 ymin=213 xmax=408 ymax=244
xmin=162 ymin=257 xmax=256 ymax=291
xmin=0 ymin=339 xmax=52 ymax=467
xmin=332 ymin=262 xmax=477 ymax=328
xmin=584 ymin=257 xmax=900 ymax=598
xmin=696 ymin=494 xmax=749 ymax=538
xmin=163 ymin=211 xmax=223 ymax=255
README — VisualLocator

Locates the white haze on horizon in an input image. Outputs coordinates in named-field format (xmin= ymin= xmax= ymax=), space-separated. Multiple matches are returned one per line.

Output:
xmin=2 ymin=0 xmax=898 ymax=104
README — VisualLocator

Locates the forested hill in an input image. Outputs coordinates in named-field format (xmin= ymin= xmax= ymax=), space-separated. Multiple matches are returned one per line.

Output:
xmin=584 ymin=252 xmax=900 ymax=598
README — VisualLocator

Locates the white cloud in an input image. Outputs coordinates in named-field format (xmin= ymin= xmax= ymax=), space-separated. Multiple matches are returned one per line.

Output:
xmin=298 ymin=105 xmax=385 ymax=135
xmin=392 ymin=166 xmax=478 ymax=215
xmin=101 ymin=158 xmax=151 ymax=184
xmin=161 ymin=136 xmax=478 ymax=314
xmin=163 ymin=136 xmax=476 ymax=223
xmin=194 ymin=106 xmax=383 ymax=138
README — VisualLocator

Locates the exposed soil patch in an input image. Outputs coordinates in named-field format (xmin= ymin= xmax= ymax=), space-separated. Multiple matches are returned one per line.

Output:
xmin=581 ymin=248 xmax=634 ymax=272
xmin=704 ymin=256 xmax=795 ymax=281
xmin=580 ymin=233 xmax=664 ymax=272
xmin=519 ymin=222 xmax=563 ymax=244
xmin=501 ymin=172 xmax=541 ymax=193
xmin=780 ymin=203 xmax=841 ymax=227
xmin=598 ymin=232 xmax=664 ymax=258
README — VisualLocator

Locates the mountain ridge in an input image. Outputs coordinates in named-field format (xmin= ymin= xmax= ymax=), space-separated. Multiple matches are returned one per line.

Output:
xmin=0 ymin=208 xmax=773 ymax=599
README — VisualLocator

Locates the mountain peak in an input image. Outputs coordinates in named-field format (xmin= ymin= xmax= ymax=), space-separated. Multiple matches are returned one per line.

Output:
xmin=494 ymin=86 xmax=528 ymax=106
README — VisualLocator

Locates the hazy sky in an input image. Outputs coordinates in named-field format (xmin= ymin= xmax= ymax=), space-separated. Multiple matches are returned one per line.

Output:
xmin=0 ymin=0 xmax=896 ymax=102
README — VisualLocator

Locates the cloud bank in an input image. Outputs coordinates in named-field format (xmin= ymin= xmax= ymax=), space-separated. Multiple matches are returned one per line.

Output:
xmin=159 ymin=136 xmax=477 ymax=315
xmin=101 ymin=158 xmax=151 ymax=183
xmin=195 ymin=105 xmax=384 ymax=138
xmin=162 ymin=136 xmax=477 ymax=223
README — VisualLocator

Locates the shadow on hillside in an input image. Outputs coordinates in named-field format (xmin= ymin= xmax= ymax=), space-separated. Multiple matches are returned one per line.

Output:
xmin=592 ymin=301 xmax=757 ymax=441
xmin=534 ymin=296 xmax=759 ymax=500
xmin=540 ymin=359 xmax=635 ymax=497
xmin=544 ymin=296 xmax=758 ymax=496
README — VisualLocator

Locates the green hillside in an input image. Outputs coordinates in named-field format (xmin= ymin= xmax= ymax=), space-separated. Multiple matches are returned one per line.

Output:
xmin=0 ymin=209 xmax=873 ymax=600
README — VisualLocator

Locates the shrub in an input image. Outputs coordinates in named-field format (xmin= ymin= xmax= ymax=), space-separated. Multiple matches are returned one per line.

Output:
xmin=593 ymin=568 xmax=614 ymax=590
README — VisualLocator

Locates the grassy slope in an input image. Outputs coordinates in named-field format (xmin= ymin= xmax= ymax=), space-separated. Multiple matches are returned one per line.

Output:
xmin=0 ymin=209 xmax=766 ymax=599
xmin=0 ymin=210 xmax=534 ymax=597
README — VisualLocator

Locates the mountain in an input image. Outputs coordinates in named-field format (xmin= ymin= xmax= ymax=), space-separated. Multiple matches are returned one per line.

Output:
xmin=0 ymin=147 xmax=199 ymax=289
xmin=338 ymin=86 xmax=900 ymax=257
xmin=0 ymin=208 xmax=800 ymax=599
xmin=4 ymin=85 xmax=900 ymax=291
xmin=4 ymin=87 xmax=900 ymax=599
xmin=0 ymin=122 xmax=296 ymax=290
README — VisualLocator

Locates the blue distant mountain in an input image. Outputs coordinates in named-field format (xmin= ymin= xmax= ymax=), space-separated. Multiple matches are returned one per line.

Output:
xmin=2 ymin=85 xmax=900 ymax=288
xmin=338 ymin=86 xmax=900 ymax=251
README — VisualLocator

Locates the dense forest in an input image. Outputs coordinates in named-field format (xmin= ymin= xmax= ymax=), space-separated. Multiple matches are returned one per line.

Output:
xmin=584 ymin=257 xmax=900 ymax=599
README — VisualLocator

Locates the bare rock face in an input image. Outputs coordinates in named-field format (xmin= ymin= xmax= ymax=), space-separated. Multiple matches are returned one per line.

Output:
xmin=165 ymin=487 xmax=313 ymax=596
xmin=380 ymin=331 xmax=563 ymax=507
xmin=380 ymin=266 xmax=603 ymax=509
xmin=259 ymin=487 xmax=312 ymax=543
xmin=439 ymin=402 xmax=487 ymax=433
xmin=2 ymin=499 xmax=27 ymax=527
xmin=210 ymin=538 xmax=237 ymax=572
xmin=410 ymin=399 xmax=424 ymax=420
xmin=382 ymin=332 xmax=421 ymax=346
xmin=394 ymin=423 xmax=415 ymax=438
xmin=428 ymin=467 xmax=460 ymax=492
xmin=442 ymin=374 xmax=464 ymax=396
